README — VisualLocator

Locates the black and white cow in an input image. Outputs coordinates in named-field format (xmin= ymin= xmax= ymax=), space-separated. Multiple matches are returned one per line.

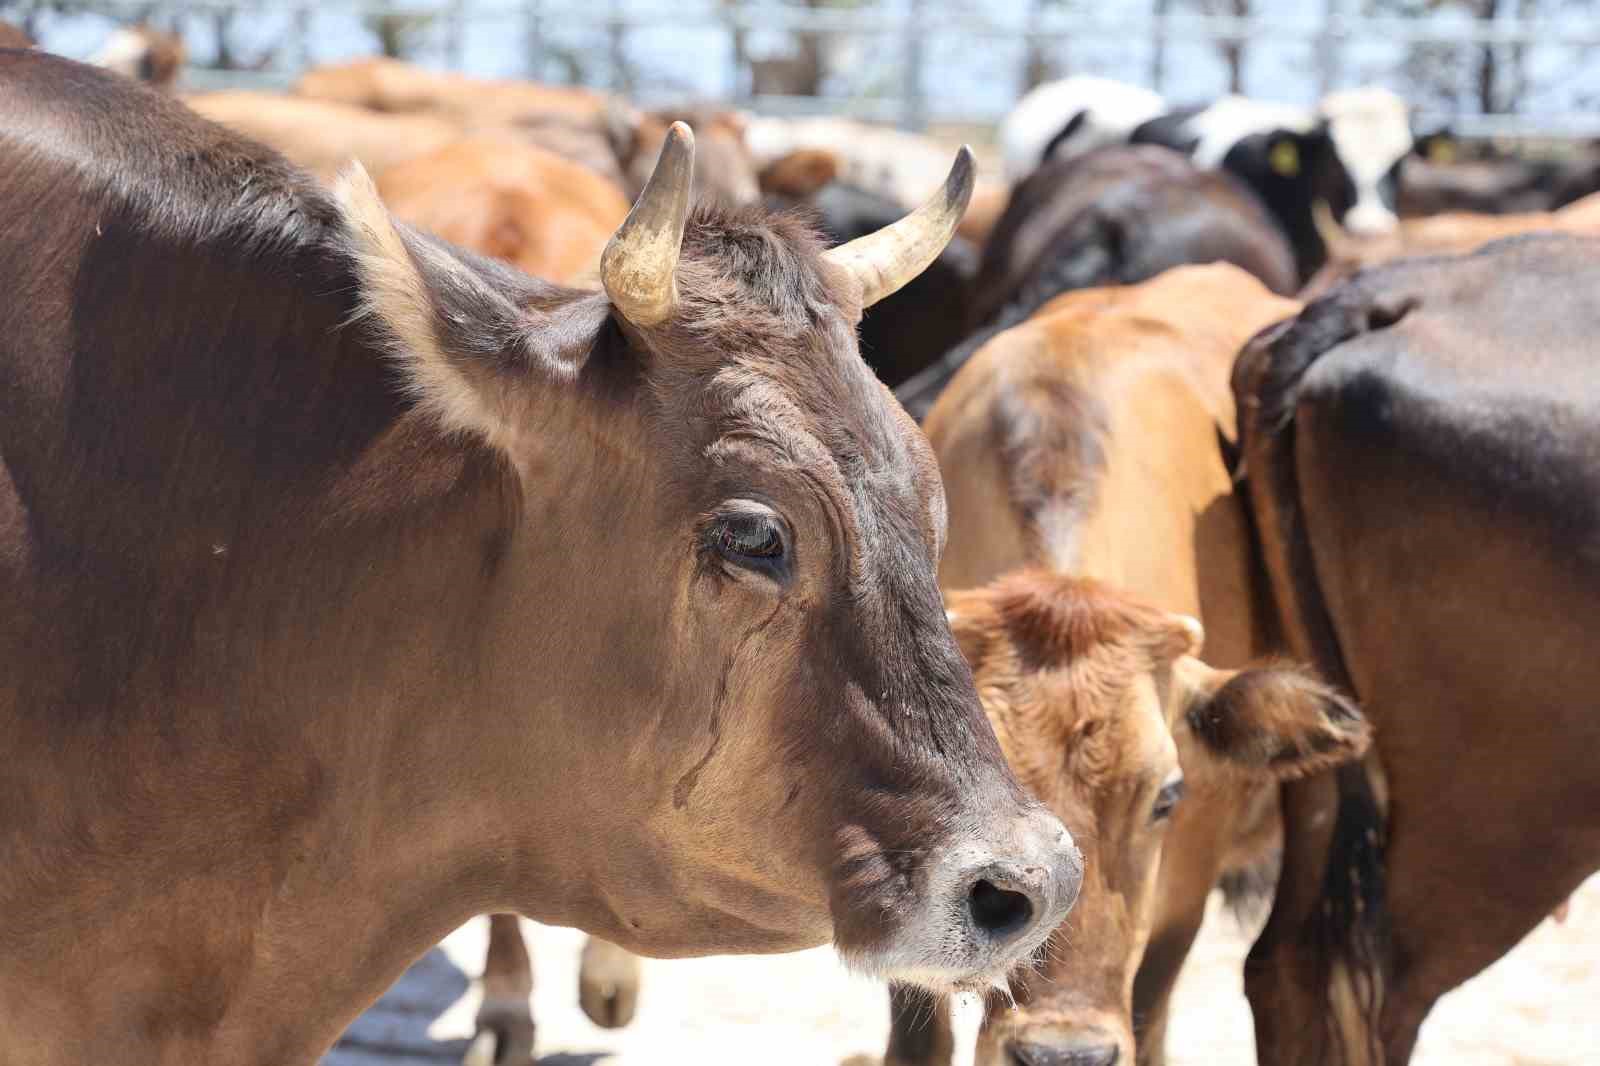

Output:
xmin=1000 ymin=79 xmax=1414 ymax=282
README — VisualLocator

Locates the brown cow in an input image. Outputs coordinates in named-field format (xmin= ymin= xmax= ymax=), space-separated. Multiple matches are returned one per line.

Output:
xmin=0 ymin=19 xmax=32 ymax=48
xmin=891 ymin=266 xmax=1365 ymax=1066
xmin=375 ymin=136 xmax=630 ymax=284
xmin=1235 ymin=233 xmax=1600 ymax=1065
xmin=886 ymin=572 xmax=1369 ymax=1066
xmin=184 ymin=90 xmax=462 ymax=183
xmin=295 ymin=58 xmax=761 ymax=205
xmin=0 ymin=53 xmax=1080 ymax=1065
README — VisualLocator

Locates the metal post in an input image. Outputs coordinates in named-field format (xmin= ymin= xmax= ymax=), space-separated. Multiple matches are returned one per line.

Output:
xmin=608 ymin=0 xmax=627 ymax=92
xmin=447 ymin=0 xmax=467 ymax=71
xmin=901 ymin=0 xmax=926 ymax=131
xmin=1151 ymin=0 xmax=1171 ymax=94
xmin=525 ymin=0 xmax=543 ymax=79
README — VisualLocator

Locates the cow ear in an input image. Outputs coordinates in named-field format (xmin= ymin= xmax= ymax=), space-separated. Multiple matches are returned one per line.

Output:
xmin=1183 ymin=662 xmax=1371 ymax=779
xmin=335 ymin=163 xmax=603 ymax=452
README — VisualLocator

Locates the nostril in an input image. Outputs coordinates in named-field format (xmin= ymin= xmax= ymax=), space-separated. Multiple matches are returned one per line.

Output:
xmin=968 ymin=877 xmax=1034 ymax=940
xmin=1007 ymin=1042 xmax=1119 ymax=1066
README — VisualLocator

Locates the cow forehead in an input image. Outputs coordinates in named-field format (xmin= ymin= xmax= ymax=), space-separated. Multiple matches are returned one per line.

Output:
xmin=1325 ymin=96 xmax=1413 ymax=185
xmin=702 ymin=360 xmax=935 ymax=547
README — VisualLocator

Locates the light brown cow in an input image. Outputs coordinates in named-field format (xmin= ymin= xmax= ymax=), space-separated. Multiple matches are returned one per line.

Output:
xmin=885 ymin=572 xmax=1369 ymax=1066
xmin=296 ymin=55 xmax=606 ymax=126
xmin=1305 ymin=193 xmax=1600 ymax=296
xmin=890 ymin=265 xmax=1364 ymax=1066
xmin=375 ymin=136 xmax=630 ymax=284
xmin=184 ymin=90 xmax=462 ymax=183
xmin=0 ymin=53 xmax=1080 ymax=1065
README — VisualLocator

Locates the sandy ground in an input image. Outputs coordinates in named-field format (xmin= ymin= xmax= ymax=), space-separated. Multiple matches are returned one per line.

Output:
xmin=326 ymin=873 xmax=1599 ymax=1066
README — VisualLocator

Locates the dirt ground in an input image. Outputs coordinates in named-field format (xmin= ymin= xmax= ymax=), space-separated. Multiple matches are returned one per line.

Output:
xmin=326 ymin=873 xmax=1598 ymax=1065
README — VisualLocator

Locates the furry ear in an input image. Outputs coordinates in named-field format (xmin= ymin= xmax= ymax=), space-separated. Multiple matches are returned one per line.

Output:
xmin=1182 ymin=661 xmax=1371 ymax=780
xmin=335 ymin=163 xmax=601 ymax=452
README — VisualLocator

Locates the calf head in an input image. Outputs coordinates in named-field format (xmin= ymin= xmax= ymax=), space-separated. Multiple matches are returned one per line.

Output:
xmin=333 ymin=126 xmax=1079 ymax=986
xmin=943 ymin=572 xmax=1368 ymax=1066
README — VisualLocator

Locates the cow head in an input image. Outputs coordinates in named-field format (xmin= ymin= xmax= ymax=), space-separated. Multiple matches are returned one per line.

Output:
xmin=942 ymin=572 xmax=1368 ymax=1066
xmin=332 ymin=126 xmax=1080 ymax=988
xmin=1320 ymin=87 xmax=1412 ymax=238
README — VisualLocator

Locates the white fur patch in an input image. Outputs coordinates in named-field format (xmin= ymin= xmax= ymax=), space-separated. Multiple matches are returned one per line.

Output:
xmin=1183 ymin=96 xmax=1319 ymax=169
xmin=90 ymin=28 xmax=148 ymax=79
xmin=334 ymin=163 xmax=517 ymax=451
xmin=1322 ymin=87 xmax=1411 ymax=235
xmin=1001 ymin=76 xmax=1166 ymax=181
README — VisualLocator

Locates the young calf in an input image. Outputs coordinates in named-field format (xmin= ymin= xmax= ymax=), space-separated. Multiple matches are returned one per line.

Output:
xmin=888 ymin=572 xmax=1369 ymax=1066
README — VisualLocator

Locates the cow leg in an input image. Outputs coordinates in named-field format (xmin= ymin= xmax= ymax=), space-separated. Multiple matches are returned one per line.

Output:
xmin=1245 ymin=762 xmax=1384 ymax=1066
xmin=1129 ymin=904 xmax=1205 ymax=1066
xmin=1369 ymin=772 xmax=1599 ymax=1064
xmin=471 ymin=914 xmax=536 ymax=1065
xmin=577 ymin=936 xmax=641 ymax=1029
xmin=884 ymin=983 xmax=956 ymax=1066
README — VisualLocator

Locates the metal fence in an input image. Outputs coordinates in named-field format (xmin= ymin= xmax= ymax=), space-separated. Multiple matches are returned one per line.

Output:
xmin=10 ymin=0 xmax=1600 ymax=139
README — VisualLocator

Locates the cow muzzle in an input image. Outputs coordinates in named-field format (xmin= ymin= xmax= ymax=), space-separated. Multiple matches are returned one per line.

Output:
xmin=846 ymin=805 xmax=1082 ymax=990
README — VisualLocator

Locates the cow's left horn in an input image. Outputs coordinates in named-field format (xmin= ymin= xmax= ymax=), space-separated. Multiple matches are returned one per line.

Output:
xmin=601 ymin=121 xmax=695 ymax=328
xmin=822 ymin=146 xmax=975 ymax=309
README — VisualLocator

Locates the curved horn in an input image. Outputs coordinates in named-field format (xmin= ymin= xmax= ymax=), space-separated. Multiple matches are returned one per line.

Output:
xmin=822 ymin=146 xmax=976 ymax=309
xmin=601 ymin=121 xmax=695 ymax=327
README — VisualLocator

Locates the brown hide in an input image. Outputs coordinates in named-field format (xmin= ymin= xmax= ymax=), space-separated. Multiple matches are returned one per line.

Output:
xmin=0 ymin=52 xmax=1075 ymax=1066
xmin=1236 ymin=233 xmax=1600 ymax=1065
xmin=376 ymin=136 xmax=629 ymax=284
xmin=913 ymin=265 xmax=1317 ymax=1066
xmin=184 ymin=90 xmax=461 ymax=183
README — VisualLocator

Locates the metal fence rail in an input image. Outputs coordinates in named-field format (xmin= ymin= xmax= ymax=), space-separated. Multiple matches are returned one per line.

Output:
xmin=9 ymin=0 xmax=1600 ymax=140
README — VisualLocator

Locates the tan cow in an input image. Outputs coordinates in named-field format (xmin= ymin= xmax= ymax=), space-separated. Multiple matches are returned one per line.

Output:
xmin=889 ymin=265 xmax=1365 ymax=1066
xmin=886 ymin=571 xmax=1369 ymax=1066
xmin=375 ymin=136 xmax=630 ymax=285
xmin=184 ymin=91 xmax=462 ymax=184
xmin=90 ymin=24 xmax=185 ymax=90
xmin=0 ymin=19 xmax=33 ymax=48
xmin=296 ymin=55 xmax=605 ymax=125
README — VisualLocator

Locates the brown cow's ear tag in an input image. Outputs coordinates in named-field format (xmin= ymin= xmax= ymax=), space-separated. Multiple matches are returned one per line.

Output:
xmin=1269 ymin=139 xmax=1301 ymax=178
xmin=1429 ymin=138 xmax=1458 ymax=165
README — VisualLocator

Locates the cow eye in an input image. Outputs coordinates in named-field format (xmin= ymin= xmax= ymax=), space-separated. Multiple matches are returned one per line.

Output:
xmin=707 ymin=505 xmax=789 ymax=579
xmin=1152 ymin=773 xmax=1186 ymax=823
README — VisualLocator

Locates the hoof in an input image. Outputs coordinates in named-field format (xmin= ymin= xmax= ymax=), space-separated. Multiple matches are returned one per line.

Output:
xmin=468 ymin=997 xmax=536 ymax=1065
xmin=578 ymin=937 xmax=641 ymax=1029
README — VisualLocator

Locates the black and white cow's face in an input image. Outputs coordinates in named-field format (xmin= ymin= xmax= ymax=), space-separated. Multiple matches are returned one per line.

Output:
xmin=1320 ymin=87 xmax=1413 ymax=236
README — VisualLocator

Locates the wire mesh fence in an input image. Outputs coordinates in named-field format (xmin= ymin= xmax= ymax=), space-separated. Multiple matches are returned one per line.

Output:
xmin=8 ymin=0 xmax=1600 ymax=139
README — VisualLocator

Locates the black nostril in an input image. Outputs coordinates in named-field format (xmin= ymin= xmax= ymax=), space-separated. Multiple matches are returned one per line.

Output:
xmin=968 ymin=877 xmax=1034 ymax=939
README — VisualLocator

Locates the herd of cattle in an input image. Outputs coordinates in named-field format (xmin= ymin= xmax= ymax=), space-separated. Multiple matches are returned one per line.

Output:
xmin=2 ymin=19 xmax=1597 ymax=1066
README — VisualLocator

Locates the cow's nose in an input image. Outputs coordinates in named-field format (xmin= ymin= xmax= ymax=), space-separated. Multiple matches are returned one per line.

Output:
xmin=959 ymin=807 xmax=1082 ymax=950
xmin=1008 ymin=1040 xmax=1120 ymax=1066
xmin=1343 ymin=201 xmax=1399 ymax=238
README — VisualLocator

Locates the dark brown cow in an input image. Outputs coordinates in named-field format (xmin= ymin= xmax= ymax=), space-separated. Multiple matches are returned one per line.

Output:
xmin=888 ymin=266 xmax=1369 ymax=1066
xmin=1235 ymin=233 xmax=1600 ymax=1065
xmin=894 ymin=146 xmax=1296 ymax=421
xmin=887 ymin=571 xmax=1369 ymax=1066
xmin=0 ymin=53 xmax=1080 ymax=1065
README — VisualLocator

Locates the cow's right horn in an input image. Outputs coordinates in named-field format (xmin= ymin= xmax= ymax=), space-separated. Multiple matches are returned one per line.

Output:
xmin=600 ymin=121 xmax=695 ymax=328
xmin=821 ymin=146 xmax=975 ymax=309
